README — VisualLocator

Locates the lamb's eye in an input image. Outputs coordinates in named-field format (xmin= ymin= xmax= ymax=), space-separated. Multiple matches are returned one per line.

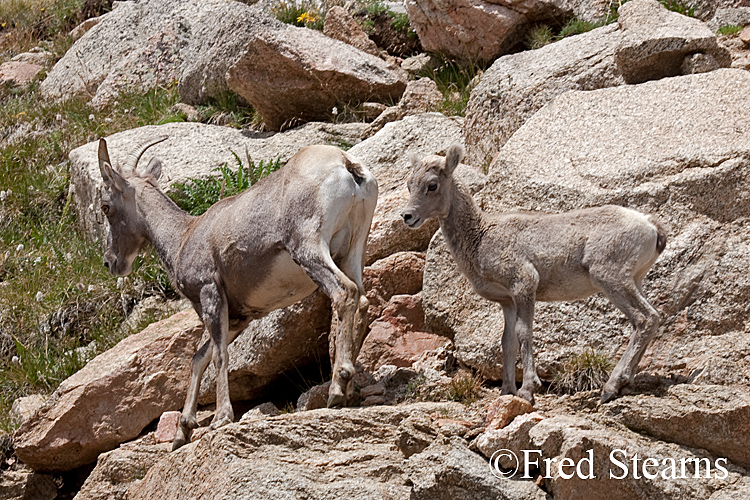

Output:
xmin=427 ymin=183 xmax=437 ymax=192
xmin=101 ymin=205 xmax=110 ymax=215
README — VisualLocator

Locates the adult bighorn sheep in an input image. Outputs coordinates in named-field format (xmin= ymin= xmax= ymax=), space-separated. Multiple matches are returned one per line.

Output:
xmin=97 ymin=137 xmax=378 ymax=449
xmin=402 ymin=144 xmax=666 ymax=404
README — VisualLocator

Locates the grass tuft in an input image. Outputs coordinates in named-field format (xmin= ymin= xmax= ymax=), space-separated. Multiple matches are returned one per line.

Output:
xmin=419 ymin=56 xmax=484 ymax=116
xmin=717 ymin=24 xmax=742 ymax=36
xmin=446 ymin=371 xmax=484 ymax=404
xmin=550 ymin=349 xmax=614 ymax=395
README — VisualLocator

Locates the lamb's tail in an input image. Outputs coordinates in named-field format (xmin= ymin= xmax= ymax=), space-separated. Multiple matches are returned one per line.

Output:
xmin=649 ymin=215 xmax=668 ymax=254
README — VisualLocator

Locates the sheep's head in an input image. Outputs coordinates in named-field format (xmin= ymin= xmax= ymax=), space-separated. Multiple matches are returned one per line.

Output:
xmin=98 ymin=137 xmax=166 ymax=276
xmin=402 ymin=143 xmax=464 ymax=229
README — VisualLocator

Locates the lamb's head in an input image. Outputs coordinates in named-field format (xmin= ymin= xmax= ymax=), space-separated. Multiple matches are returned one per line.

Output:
xmin=402 ymin=143 xmax=464 ymax=229
xmin=98 ymin=136 xmax=166 ymax=276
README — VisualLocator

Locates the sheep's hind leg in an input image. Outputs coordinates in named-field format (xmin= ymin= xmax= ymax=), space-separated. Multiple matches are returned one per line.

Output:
xmin=515 ymin=297 xmax=542 ymax=404
xmin=500 ymin=303 xmax=519 ymax=397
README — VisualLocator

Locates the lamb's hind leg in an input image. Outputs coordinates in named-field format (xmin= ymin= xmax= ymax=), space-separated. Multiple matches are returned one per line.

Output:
xmin=599 ymin=280 xmax=660 ymax=403
xmin=290 ymin=243 xmax=360 ymax=408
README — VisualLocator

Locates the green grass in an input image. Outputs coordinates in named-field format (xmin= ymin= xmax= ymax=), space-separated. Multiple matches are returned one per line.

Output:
xmin=717 ymin=24 xmax=742 ymax=36
xmin=0 ymin=78 xmax=192 ymax=435
xmin=550 ymin=349 xmax=614 ymax=395
xmin=526 ymin=24 xmax=554 ymax=49
xmin=169 ymin=150 xmax=283 ymax=216
xmin=419 ymin=56 xmax=485 ymax=116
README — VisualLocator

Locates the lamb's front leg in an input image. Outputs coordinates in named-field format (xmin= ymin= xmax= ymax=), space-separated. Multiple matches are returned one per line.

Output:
xmin=515 ymin=296 xmax=542 ymax=404
xmin=500 ymin=303 xmax=519 ymax=396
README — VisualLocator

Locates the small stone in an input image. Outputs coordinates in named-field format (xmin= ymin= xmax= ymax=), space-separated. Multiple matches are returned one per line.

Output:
xmin=154 ymin=411 xmax=181 ymax=444
xmin=485 ymin=395 xmax=533 ymax=430
xmin=359 ymin=102 xmax=388 ymax=121
xmin=0 ymin=61 xmax=43 ymax=87
xmin=361 ymin=395 xmax=386 ymax=406
xmin=172 ymin=103 xmax=201 ymax=122
xmin=741 ymin=26 xmax=750 ymax=45
xmin=360 ymin=382 xmax=386 ymax=398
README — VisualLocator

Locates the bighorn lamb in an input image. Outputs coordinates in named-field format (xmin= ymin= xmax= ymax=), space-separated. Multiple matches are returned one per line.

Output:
xmin=97 ymin=138 xmax=378 ymax=449
xmin=402 ymin=144 xmax=666 ymax=404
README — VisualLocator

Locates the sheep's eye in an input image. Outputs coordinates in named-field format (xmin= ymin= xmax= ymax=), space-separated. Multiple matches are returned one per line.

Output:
xmin=101 ymin=205 xmax=110 ymax=215
xmin=427 ymin=183 xmax=437 ymax=192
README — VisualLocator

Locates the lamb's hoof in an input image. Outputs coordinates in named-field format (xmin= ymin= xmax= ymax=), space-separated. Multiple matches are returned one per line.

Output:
xmin=517 ymin=388 xmax=535 ymax=405
xmin=327 ymin=392 xmax=346 ymax=408
xmin=600 ymin=390 xmax=618 ymax=403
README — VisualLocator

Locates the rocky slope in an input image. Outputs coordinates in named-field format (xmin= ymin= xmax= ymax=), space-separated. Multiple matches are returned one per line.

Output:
xmin=5 ymin=0 xmax=750 ymax=498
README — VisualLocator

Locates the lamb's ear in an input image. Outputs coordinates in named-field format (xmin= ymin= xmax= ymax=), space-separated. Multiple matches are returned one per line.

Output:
xmin=443 ymin=143 xmax=465 ymax=175
xmin=141 ymin=157 xmax=162 ymax=185
xmin=98 ymin=139 xmax=127 ymax=192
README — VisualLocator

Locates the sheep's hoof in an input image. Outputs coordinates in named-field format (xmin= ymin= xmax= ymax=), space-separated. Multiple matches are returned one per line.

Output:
xmin=600 ymin=390 xmax=618 ymax=404
xmin=172 ymin=430 xmax=189 ymax=451
xmin=209 ymin=416 xmax=232 ymax=431
xmin=327 ymin=392 xmax=346 ymax=408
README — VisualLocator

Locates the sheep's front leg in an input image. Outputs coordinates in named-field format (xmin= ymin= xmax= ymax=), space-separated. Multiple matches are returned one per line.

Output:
xmin=500 ymin=303 xmax=519 ymax=396
xmin=515 ymin=296 xmax=541 ymax=404
xmin=200 ymin=282 xmax=234 ymax=430
xmin=173 ymin=338 xmax=211 ymax=450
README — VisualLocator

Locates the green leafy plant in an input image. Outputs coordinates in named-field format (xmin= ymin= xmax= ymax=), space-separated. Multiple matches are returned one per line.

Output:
xmin=170 ymin=150 xmax=283 ymax=216
xmin=717 ymin=24 xmax=742 ymax=36
xmin=657 ymin=0 xmax=695 ymax=17
xmin=550 ymin=349 xmax=614 ymax=395
xmin=419 ymin=56 xmax=485 ymax=117
xmin=558 ymin=17 xmax=605 ymax=39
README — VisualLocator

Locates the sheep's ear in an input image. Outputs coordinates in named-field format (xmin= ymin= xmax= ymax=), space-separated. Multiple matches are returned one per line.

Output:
xmin=409 ymin=152 xmax=420 ymax=170
xmin=141 ymin=157 xmax=162 ymax=184
xmin=98 ymin=139 xmax=127 ymax=192
xmin=443 ymin=143 xmax=465 ymax=176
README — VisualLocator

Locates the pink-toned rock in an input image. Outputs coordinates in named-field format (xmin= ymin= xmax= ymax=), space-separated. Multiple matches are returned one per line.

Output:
xmin=363 ymin=252 xmax=425 ymax=323
xmin=0 ymin=61 xmax=43 ymax=87
xmin=485 ymin=395 xmax=534 ymax=430
xmin=741 ymin=26 xmax=750 ymax=46
xmin=324 ymin=6 xmax=379 ymax=56
xmin=404 ymin=0 xmax=526 ymax=62
xmin=358 ymin=293 xmax=449 ymax=372
xmin=13 ymin=310 xmax=203 ymax=472
xmin=226 ymin=23 xmax=406 ymax=130
xmin=154 ymin=411 xmax=181 ymax=444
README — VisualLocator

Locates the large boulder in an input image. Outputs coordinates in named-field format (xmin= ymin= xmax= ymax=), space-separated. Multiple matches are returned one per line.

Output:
xmin=463 ymin=23 xmax=624 ymax=168
xmin=39 ymin=0 xmax=281 ymax=106
xmin=603 ymin=384 xmax=750 ymax=469
xmin=463 ymin=0 xmax=731 ymax=168
xmin=225 ymin=24 xmax=407 ymax=131
xmin=13 ymin=310 xmax=203 ymax=472
xmin=404 ymin=0 xmax=573 ymax=63
xmin=615 ymin=0 xmax=731 ymax=84
xmin=475 ymin=410 xmax=750 ymax=500
xmin=124 ymin=403 xmax=547 ymax=499
xmin=69 ymin=121 xmax=366 ymax=241
xmin=425 ymin=69 xmax=750 ymax=385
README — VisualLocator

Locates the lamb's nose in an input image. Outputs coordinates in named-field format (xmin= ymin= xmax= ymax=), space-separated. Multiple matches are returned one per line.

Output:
xmin=402 ymin=212 xmax=413 ymax=224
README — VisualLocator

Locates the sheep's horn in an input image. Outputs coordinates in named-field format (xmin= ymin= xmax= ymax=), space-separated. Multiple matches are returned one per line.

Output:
xmin=123 ymin=136 xmax=168 ymax=173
